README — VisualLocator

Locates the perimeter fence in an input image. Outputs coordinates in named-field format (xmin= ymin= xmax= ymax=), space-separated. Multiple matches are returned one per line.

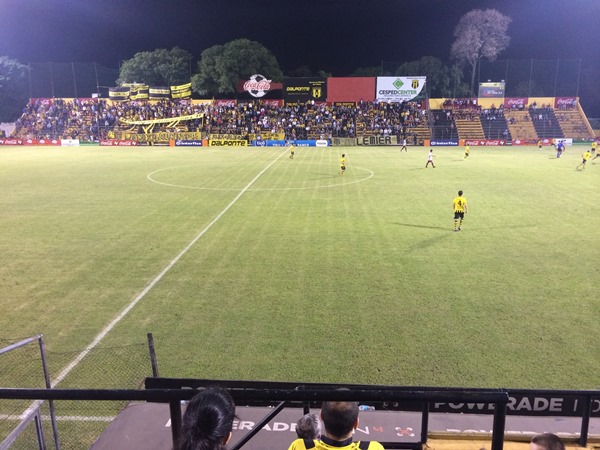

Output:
xmin=381 ymin=58 xmax=583 ymax=98
xmin=27 ymin=63 xmax=120 ymax=99
xmin=0 ymin=335 xmax=153 ymax=450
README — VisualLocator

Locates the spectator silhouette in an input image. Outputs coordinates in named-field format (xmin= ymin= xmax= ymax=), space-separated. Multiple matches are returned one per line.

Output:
xmin=174 ymin=388 xmax=236 ymax=450
xmin=288 ymin=400 xmax=383 ymax=450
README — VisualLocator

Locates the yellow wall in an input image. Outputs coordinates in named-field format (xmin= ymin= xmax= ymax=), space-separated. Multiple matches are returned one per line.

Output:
xmin=429 ymin=97 xmax=557 ymax=110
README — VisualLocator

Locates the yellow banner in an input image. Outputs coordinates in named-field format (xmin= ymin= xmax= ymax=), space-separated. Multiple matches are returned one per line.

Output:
xmin=120 ymin=131 xmax=202 ymax=142
xmin=171 ymin=82 xmax=192 ymax=99
xmin=119 ymin=113 xmax=203 ymax=125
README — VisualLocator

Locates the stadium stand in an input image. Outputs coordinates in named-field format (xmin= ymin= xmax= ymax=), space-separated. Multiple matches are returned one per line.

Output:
xmin=9 ymin=97 xmax=597 ymax=144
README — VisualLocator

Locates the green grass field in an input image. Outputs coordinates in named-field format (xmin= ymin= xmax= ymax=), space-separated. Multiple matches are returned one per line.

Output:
xmin=1 ymin=144 xmax=599 ymax=391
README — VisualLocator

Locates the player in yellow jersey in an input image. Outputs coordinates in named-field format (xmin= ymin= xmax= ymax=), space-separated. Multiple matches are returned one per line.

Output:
xmin=537 ymin=140 xmax=543 ymax=149
xmin=591 ymin=141 xmax=599 ymax=160
xmin=289 ymin=142 xmax=295 ymax=159
xmin=452 ymin=190 xmax=468 ymax=231
xmin=339 ymin=154 xmax=346 ymax=175
xmin=577 ymin=150 xmax=592 ymax=170
xmin=464 ymin=145 xmax=470 ymax=159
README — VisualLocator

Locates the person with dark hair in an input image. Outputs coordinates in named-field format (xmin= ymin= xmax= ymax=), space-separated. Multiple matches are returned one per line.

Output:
xmin=174 ymin=388 xmax=236 ymax=450
xmin=288 ymin=401 xmax=383 ymax=450
xmin=530 ymin=432 xmax=565 ymax=450
xmin=295 ymin=413 xmax=321 ymax=440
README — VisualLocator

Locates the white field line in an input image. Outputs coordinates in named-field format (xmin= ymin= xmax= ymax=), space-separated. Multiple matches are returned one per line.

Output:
xmin=0 ymin=414 xmax=115 ymax=422
xmin=15 ymin=149 xmax=288 ymax=421
xmin=50 ymin=148 xmax=288 ymax=388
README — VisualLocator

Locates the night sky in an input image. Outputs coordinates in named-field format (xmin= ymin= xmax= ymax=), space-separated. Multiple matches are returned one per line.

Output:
xmin=1 ymin=0 xmax=599 ymax=114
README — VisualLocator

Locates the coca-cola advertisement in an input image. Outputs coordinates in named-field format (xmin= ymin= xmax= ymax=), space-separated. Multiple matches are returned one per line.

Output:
xmin=554 ymin=97 xmax=577 ymax=110
xmin=260 ymin=99 xmax=283 ymax=108
xmin=236 ymin=75 xmax=283 ymax=100
xmin=0 ymin=138 xmax=23 ymax=145
xmin=504 ymin=98 xmax=528 ymax=109
xmin=213 ymin=100 xmax=237 ymax=108
xmin=99 ymin=140 xmax=138 ymax=146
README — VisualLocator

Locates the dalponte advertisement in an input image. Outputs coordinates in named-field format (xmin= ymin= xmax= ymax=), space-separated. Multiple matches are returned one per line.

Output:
xmin=376 ymin=77 xmax=426 ymax=102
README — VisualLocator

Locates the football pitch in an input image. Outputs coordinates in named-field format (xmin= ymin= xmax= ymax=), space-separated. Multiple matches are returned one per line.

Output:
xmin=1 ymin=144 xmax=599 ymax=391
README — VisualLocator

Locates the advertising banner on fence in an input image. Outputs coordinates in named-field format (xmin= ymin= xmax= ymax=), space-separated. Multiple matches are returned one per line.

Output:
xmin=99 ymin=140 xmax=139 ymax=146
xmin=174 ymin=140 xmax=204 ymax=147
xmin=464 ymin=139 xmax=508 ymax=146
xmin=209 ymin=139 xmax=248 ymax=147
xmin=504 ymin=97 xmax=528 ymax=109
xmin=357 ymin=136 xmax=398 ymax=146
xmin=376 ymin=77 xmax=426 ymax=103
xmin=327 ymin=77 xmax=375 ymax=103
xmin=554 ymin=97 xmax=577 ymax=109
xmin=429 ymin=140 xmax=459 ymax=146
xmin=251 ymin=140 xmax=326 ymax=147
xmin=331 ymin=137 xmax=357 ymax=147
xmin=61 ymin=139 xmax=80 ymax=146
xmin=432 ymin=394 xmax=600 ymax=417
xmin=284 ymin=78 xmax=327 ymax=104
xmin=0 ymin=138 xmax=23 ymax=145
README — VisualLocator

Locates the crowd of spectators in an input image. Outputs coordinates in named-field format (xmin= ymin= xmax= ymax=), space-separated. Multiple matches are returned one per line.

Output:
xmin=11 ymin=98 xmax=429 ymax=142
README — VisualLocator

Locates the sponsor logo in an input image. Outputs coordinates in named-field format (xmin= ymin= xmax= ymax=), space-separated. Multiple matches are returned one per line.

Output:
xmin=0 ymin=138 xmax=22 ymax=145
xmin=311 ymin=87 xmax=322 ymax=99
xmin=506 ymin=98 xmax=527 ymax=106
xmin=99 ymin=140 xmax=138 ymax=146
xmin=261 ymin=100 xmax=282 ymax=107
xmin=243 ymin=74 xmax=272 ymax=98
xmin=209 ymin=140 xmax=248 ymax=146
xmin=286 ymin=86 xmax=310 ymax=92
xmin=357 ymin=136 xmax=396 ymax=146
xmin=464 ymin=140 xmax=506 ymax=146
xmin=378 ymin=90 xmax=418 ymax=96
xmin=175 ymin=140 xmax=203 ymax=147
xmin=254 ymin=140 xmax=267 ymax=147
xmin=315 ymin=140 xmax=329 ymax=147
xmin=430 ymin=140 xmax=459 ymax=146
xmin=214 ymin=100 xmax=237 ymax=107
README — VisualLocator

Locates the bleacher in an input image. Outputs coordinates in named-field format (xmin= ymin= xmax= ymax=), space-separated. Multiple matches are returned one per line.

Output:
xmin=505 ymin=110 xmax=538 ymax=140
xmin=529 ymin=108 xmax=564 ymax=139
xmin=555 ymin=109 xmax=595 ymax=140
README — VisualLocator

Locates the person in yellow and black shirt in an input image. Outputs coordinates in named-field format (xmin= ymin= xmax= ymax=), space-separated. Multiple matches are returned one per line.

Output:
xmin=289 ymin=141 xmax=295 ymax=159
xmin=453 ymin=190 xmax=468 ymax=232
xmin=591 ymin=141 xmax=599 ymax=160
xmin=464 ymin=145 xmax=470 ymax=159
xmin=339 ymin=154 xmax=346 ymax=176
xmin=288 ymin=401 xmax=383 ymax=450
xmin=577 ymin=150 xmax=592 ymax=170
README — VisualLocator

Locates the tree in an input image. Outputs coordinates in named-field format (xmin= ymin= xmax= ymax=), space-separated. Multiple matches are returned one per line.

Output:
xmin=0 ymin=56 xmax=29 ymax=122
xmin=351 ymin=66 xmax=382 ymax=77
xmin=118 ymin=47 xmax=193 ymax=86
xmin=450 ymin=9 xmax=511 ymax=95
xmin=192 ymin=39 xmax=283 ymax=96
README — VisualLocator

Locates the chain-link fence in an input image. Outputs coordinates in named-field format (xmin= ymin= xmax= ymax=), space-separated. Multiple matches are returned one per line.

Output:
xmin=28 ymin=62 xmax=120 ymax=99
xmin=0 ymin=336 xmax=152 ymax=450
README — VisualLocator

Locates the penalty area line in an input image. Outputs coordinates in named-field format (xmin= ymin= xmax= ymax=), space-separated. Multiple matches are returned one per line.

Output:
xmin=49 ymin=149 xmax=289 ymax=390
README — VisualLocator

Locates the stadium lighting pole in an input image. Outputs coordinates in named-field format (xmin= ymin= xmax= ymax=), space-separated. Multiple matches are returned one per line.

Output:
xmin=528 ymin=59 xmax=533 ymax=97
xmin=576 ymin=58 xmax=582 ymax=98
xmin=94 ymin=62 xmax=100 ymax=97
xmin=49 ymin=63 xmax=55 ymax=98
xmin=27 ymin=64 xmax=32 ymax=99
xmin=71 ymin=62 xmax=78 ymax=98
